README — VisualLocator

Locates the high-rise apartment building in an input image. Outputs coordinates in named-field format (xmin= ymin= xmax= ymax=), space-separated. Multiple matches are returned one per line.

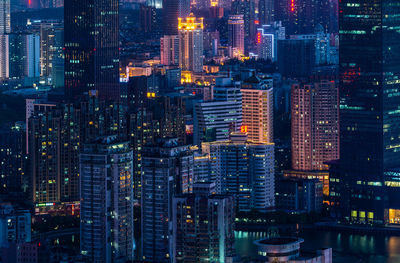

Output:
xmin=141 ymin=138 xmax=194 ymax=262
xmin=160 ymin=35 xmax=180 ymax=66
xmin=258 ymin=0 xmax=274 ymax=25
xmin=256 ymin=22 xmax=285 ymax=61
xmin=203 ymin=132 xmax=275 ymax=212
xmin=28 ymin=94 xmax=127 ymax=213
xmin=8 ymin=33 xmax=41 ymax=79
xmin=291 ymin=80 xmax=339 ymax=171
xmin=40 ymin=22 xmax=64 ymax=86
xmin=80 ymin=136 xmax=134 ymax=263
xmin=178 ymin=14 xmax=204 ymax=73
xmin=228 ymin=15 xmax=245 ymax=57
xmin=172 ymin=182 xmax=235 ymax=263
xmin=331 ymin=0 xmax=400 ymax=224
xmin=241 ymin=75 xmax=273 ymax=143
xmin=64 ymin=0 xmax=120 ymax=100
xmin=231 ymin=0 xmax=256 ymax=47
xmin=0 ymin=0 xmax=10 ymax=79
xmin=193 ymin=78 xmax=242 ymax=145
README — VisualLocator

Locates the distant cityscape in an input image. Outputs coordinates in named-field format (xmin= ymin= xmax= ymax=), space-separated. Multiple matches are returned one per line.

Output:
xmin=0 ymin=0 xmax=399 ymax=263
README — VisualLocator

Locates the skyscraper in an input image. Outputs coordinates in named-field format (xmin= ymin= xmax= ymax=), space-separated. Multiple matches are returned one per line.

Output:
xmin=163 ymin=0 xmax=190 ymax=35
xmin=332 ymin=0 xmax=400 ymax=224
xmin=178 ymin=14 xmax=204 ymax=73
xmin=291 ymin=80 xmax=339 ymax=171
xmin=241 ymin=75 xmax=274 ymax=143
xmin=80 ymin=136 xmax=134 ymax=263
xmin=141 ymin=138 xmax=194 ymax=262
xmin=228 ymin=15 xmax=245 ymax=57
xmin=64 ymin=0 xmax=120 ymax=100
xmin=256 ymin=22 xmax=285 ymax=62
xmin=40 ymin=22 xmax=64 ymax=85
xmin=203 ymin=132 xmax=275 ymax=212
xmin=231 ymin=0 xmax=256 ymax=47
xmin=160 ymin=35 xmax=180 ymax=66
xmin=0 ymin=0 xmax=10 ymax=79
xmin=193 ymin=78 xmax=242 ymax=145
xmin=172 ymin=182 xmax=235 ymax=263
xmin=258 ymin=0 xmax=274 ymax=25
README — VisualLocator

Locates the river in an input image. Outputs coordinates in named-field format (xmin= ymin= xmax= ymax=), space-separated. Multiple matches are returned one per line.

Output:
xmin=235 ymin=229 xmax=400 ymax=263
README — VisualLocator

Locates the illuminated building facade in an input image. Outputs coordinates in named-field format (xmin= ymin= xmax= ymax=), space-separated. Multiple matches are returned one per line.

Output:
xmin=193 ymin=78 xmax=242 ymax=145
xmin=256 ymin=22 xmax=285 ymax=62
xmin=203 ymin=132 xmax=275 ymax=212
xmin=160 ymin=35 xmax=180 ymax=66
xmin=291 ymin=80 xmax=339 ymax=171
xmin=333 ymin=0 xmax=400 ymax=224
xmin=141 ymin=138 xmax=194 ymax=262
xmin=79 ymin=136 xmax=134 ymax=263
xmin=232 ymin=0 xmax=256 ymax=47
xmin=64 ymin=0 xmax=120 ymax=100
xmin=0 ymin=0 xmax=10 ymax=79
xmin=228 ymin=15 xmax=245 ymax=57
xmin=241 ymin=75 xmax=273 ymax=143
xmin=172 ymin=183 xmax=235 ymax=263
xmin=178 ymin=14 xmax=204 ymax=73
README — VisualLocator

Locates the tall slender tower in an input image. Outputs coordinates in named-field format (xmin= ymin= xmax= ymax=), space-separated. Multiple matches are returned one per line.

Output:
xmin=0 ymin=0 xmax=10 ymax=79
xmin=64 ymin=0 xmax=120 ymax=100
xmin=228 ymin=15 xmax=245 ymax=57
xmin=333 ymin=0 xmax=400 ymax=224
xmin=80 ymin=136 xmax=134 ymax=263
xmin=178 ymin=14 xmax=204 ymax=73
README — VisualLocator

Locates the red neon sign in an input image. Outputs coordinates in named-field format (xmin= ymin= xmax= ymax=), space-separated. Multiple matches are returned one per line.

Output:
xmin=241 ymin=125 xmax=248 ymax=133
xmin=291 ymin=0 xmax=295 ymax=12
xmin=257 ymin=32 xmax=261 ymax=44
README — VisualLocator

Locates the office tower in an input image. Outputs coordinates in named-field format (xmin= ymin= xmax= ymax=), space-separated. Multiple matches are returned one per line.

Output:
xmin=241 ymin=75 xmax=273 ymax=143
xmin=193 ymin=78 xmax=242 ymax=145
xmin=140 ymin=5 xmax=157 ymax=33
xmin=0 ymin=0 xmax=10 ymax=79
xmin=40 ymin=22 xmax=64 ymax=85
xmin=0 ymin=123 xmax=25 ymax=195
xmin=291 ymin=80 xmax=339 ymax=171
xmin=163 ymin=0 xmax=191 ymax=35
xmin=228 ymin=15 xmax=244 ymax=57
xmin=172 ymin=182 xmax=235 ymax=263
xmin=160 ymin=35 xmax=180 ymax=66
xmin=277 ymin=38 xmax=315 ymax=78
xmin=141 ymin=138 xmax=194 ymax=262
xmin=330 ymin=0 xmax=400 ymax=224
xmin=256 ymin=22 xmax=285 ymax=61
xmin=0 ymin=203 xmax=31 ymax=247
xmin=80 ymin=136 xmax=134 ymax=263
xmin=64 ymin=0 xmax=120 ymax=100
xmin=8 ymin=33 xmax=40 ymax=79
xmin=258 ymin=0 xmax=274 ymax=25
xmin=203 ymin=132 xmax=275 ymax=212
xmin=231 ymin=0 xmax=256 ymax=46
xmin=178 ymin=14 xmax=204 ymax=73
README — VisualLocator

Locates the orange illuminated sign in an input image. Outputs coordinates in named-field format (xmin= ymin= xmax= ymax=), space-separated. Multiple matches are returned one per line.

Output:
xmin=241 ymin=125 xmax=248 ymax=133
